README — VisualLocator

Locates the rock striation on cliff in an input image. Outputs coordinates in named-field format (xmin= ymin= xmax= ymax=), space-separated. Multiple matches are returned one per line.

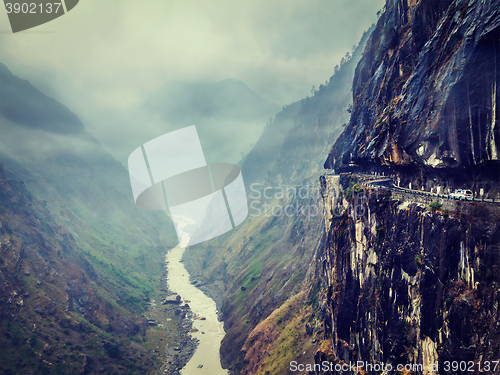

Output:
xmin=315 ymin=0 xmax=500 ymax=373
xmin=325 ymin=0 xmax=500 ymax=177
xmin=314 ymin=174 xmax=500 ymax=374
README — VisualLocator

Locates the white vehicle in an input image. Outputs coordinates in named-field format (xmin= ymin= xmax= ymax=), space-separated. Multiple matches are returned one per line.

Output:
xmin=449 ymin=189 xmax=473 ymax=200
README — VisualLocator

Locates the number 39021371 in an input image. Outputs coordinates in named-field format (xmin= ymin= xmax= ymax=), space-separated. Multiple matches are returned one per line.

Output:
xmin=5 ymin=3 xmax=62 ymax=14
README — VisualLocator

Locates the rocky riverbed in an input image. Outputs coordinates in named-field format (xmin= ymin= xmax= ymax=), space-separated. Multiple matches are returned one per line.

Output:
xmin=142 ymin=278 xmax=198 ymax=374
xmin=166 ymin=245 xmax=228 ymax=375
xmin=141 ymin=244 xmax=227 ymax=375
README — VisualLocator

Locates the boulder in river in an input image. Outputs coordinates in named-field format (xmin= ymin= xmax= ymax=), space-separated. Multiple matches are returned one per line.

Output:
xmin=162 ymin=295 xmax=182 ymax=305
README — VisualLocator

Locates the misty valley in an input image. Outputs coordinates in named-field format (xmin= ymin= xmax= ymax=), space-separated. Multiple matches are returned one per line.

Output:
xmin=1 ymin=0 xmax=500 ymax=374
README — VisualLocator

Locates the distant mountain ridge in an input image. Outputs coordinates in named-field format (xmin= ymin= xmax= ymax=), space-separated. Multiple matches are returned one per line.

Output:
xmin=142 ymin=79 xmax=280 ymax=164
xmin=0 ymin=63 xmax=84 ymax=135
xmin=0 ymin=62 xmax=186 ymax=374
xmin=86 ymin=77 xmax=280 ymax=167
xmin=183 ymin=27 xmax=374 ymax=373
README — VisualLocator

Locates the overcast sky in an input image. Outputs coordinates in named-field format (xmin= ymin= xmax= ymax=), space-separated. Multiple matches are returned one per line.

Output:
xmin=0 ymin=0 xmax=383 ymax=163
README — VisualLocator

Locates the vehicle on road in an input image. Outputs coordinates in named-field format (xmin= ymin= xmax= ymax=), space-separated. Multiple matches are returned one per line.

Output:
xmin=449 ymin=189 xmax=473 ymax=200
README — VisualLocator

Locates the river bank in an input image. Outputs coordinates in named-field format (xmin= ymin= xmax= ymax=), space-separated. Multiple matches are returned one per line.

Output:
xmin=142 ymin=244 xmax=228 ymax=375
xmin=142 ymin=262 xmax=197 ymax=375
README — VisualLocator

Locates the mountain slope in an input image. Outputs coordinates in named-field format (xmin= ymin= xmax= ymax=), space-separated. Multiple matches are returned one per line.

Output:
xmin=0 ymin=63 xmax=185 ymax=375
xmin=240 ymin=52 xmax=361 ymax=185
xmin=0 ymin=163 xmax=156 ymax=375
xmin=183 ymin=27 xmax=373 ymax=374
xmin=0 ymin=63 xmax=84 ymax=135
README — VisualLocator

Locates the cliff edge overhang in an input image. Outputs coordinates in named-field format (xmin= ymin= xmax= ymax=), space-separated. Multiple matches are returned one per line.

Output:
xmin=325 ymin=0 xmax=500 ymax=173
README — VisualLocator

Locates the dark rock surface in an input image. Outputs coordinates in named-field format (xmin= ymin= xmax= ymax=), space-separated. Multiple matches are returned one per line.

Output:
xmin=325 ymin=0 xmax=500 ymax=178
xmin=314 ymin=175 xmax=500 ymax=373
xmin=162 ymin=295 xmax=182 ymax=305
xmin=317 ymin=2 xmax=500 ymax=371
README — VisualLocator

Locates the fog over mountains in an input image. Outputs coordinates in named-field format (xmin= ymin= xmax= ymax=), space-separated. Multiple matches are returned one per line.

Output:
xmin=144 ymin=79 xmax=280 ymax=164
xmin=0 ymin=63 xmax=84 ymax=135
xmin=2 ymin=0 xmax=499 ymax=373
xmin=67 ymin=78 xmax=278 ymax=167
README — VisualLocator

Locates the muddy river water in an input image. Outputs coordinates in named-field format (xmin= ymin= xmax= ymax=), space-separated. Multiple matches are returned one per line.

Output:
xmin=166 ymin=245 xmax=228 ymax=375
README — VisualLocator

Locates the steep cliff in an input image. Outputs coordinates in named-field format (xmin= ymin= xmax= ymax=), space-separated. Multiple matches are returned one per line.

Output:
xmin=325 ymin=0 xmax=500 ymax=194
xmin=313 ymin=175 xmax=500 ymax=374
xmin=314 ymin=0 xmax=500 ymax=373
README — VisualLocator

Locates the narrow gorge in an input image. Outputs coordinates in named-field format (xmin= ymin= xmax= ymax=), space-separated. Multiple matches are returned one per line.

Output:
xmin=183 ymin=0 xmax=500 ymax=373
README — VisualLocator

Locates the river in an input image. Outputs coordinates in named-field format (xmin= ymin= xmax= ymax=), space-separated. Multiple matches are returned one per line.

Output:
xmin=165 ymin=244 xmax=228 ymax=375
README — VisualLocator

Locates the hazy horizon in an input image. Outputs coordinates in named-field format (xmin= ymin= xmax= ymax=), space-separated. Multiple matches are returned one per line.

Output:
xmin=0 ymin=0 xmax=384 ymax=164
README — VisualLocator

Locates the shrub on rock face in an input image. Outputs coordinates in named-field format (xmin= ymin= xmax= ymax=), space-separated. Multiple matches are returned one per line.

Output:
xmin=429 ymin=201 xmax=442 ymax=211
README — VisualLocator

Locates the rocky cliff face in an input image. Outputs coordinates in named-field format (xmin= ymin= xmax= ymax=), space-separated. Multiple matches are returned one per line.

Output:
xmin=313 ymin=175 xmax=500 ymax=374
xmin=314 ymin=1 xmax=500 ymax=373
xmin=325 ymin=0 xmax=500 ymax=193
